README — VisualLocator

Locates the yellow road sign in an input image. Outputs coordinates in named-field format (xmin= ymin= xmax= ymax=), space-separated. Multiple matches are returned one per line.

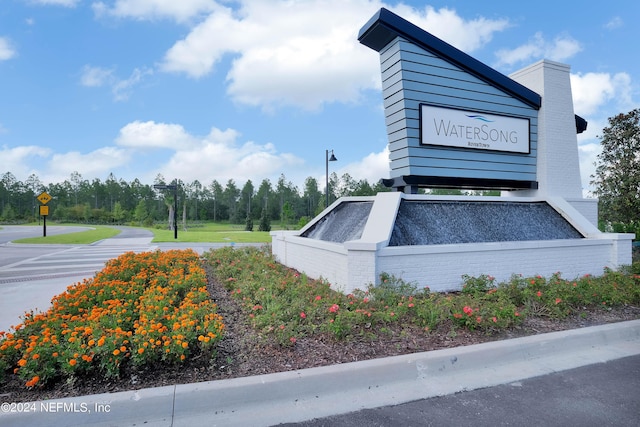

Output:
xmin=37 ymin=191 xmax=52 ymax=205
xmin=39 ymin=205 xmax=49 ymax=216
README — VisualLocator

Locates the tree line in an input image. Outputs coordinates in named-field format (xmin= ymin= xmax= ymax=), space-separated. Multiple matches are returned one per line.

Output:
xmin=2 ymin=109 xmax=638 ymax=234
xmin=0 ymin=171 xmax=390 ymax=228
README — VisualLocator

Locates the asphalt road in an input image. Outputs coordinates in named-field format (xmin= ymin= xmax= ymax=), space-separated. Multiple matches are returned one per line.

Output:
xmin=282 ymin=354 xmax=640 ymax=427
xmin=0 ymin=226 xmax=92 ymax=268
xmin=0 ymin=226 xmax=155 ymax=332
xmin=0 ymin=225 xmax=93 ymax=245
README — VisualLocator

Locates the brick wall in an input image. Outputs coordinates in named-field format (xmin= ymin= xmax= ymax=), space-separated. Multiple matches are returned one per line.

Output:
xmin=272 ymin=229 xmax=633 ymax=294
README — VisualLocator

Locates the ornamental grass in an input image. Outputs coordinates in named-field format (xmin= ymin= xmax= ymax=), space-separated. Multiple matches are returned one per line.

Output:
xmin=0 ymin=249 xmax=224 ymax=389
xmin=203 ymin=246 xmax=640 ymax=346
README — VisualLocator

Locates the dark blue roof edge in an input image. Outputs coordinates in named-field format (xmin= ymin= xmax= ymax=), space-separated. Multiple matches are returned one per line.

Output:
xmin=358 ymin=8 xmax=541 ymax=110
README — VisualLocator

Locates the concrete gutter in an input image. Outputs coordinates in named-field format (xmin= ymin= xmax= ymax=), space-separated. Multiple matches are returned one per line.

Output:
xmin=2 ymin=320 xmax=639 ymax=427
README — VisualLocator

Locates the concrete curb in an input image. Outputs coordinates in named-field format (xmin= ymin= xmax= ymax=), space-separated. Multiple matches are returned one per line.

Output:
xmin=2 ymin=320 xmax=639 ymax=427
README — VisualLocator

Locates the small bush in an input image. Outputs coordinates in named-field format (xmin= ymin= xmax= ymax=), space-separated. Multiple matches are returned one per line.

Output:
xmin=202 ymin=246 xmax=640 ymax=345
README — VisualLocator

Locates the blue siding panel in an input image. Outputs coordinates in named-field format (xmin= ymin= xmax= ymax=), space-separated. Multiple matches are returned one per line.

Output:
xmin=389 ymin=146 xmax=538 ymax=165
xmin=375 ymin=34 xmax=539 ymax=186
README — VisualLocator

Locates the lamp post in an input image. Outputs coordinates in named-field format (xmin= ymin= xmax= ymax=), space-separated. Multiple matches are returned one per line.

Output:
xmin=325 ymin=149 xmax=337 ymax=208
xmin=154 ymin=181 xmax=178 ymax=239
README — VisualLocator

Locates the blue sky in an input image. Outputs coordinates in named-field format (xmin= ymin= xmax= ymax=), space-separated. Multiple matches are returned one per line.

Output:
xmin=1 ymin=0 xmax=638 ymax=196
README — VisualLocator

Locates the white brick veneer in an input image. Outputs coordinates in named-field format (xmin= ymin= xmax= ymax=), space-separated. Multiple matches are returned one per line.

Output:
xmin=271 ymin=193 xmax=634 ymax=295
xmin=508 ymin=60 xmax=583 ymax=199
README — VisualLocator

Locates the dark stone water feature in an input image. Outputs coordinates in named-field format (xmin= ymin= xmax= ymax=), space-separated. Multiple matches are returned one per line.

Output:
xmin=301 ymin=201 xmax=373 ymax=243
xmin=389 ymin=201 xmax=583 ymax=246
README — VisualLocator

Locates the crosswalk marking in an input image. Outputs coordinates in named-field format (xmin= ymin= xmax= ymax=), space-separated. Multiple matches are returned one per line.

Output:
xmin=0 ymin=245 xmax=157 ymax=283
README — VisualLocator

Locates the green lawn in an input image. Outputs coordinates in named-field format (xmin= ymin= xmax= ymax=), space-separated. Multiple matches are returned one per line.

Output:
xmin=151 ymin=227 xmax=274 ymax=243
xmin=10 ymin=222 xmax=286 ymax=244
xmin=14 ymin=226 xmax=121 ymax=244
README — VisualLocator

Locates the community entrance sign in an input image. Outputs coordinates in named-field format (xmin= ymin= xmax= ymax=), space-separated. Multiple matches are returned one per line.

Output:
xmin=270 ymin=8 xmax=634 ymax=295
xmin=420 ymin=104 xmax=530 ymax=154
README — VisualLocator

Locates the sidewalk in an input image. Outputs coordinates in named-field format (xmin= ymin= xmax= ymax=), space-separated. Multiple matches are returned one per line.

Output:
xmin=2 ymin=319 xmax=639 ymax=427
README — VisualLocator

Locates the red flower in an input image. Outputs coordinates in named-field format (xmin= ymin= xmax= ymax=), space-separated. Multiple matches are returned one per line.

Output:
xmin=329 ymin=304 xmax=339 ymax=313
xmin=536 ymin=291 xmax=542 ymax=297
xmin=300 ymin=312 xmax=306 ymax=319
xmin=463 ymin=306 xmax=473 ymax=316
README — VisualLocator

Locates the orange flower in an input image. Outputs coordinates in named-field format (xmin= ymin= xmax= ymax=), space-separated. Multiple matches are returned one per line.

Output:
xmin=137 ymin=348 xmax=145 ymax=354
xmin=69 ymin=359 xmax=77 ymax=366
xmin=113 ymin=349 xmax=120 ymax=356
xmin=25 ymin=376 xmax=40 ymax=387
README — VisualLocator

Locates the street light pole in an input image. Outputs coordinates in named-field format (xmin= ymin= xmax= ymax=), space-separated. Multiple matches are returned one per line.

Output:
xmin=154 ymin=181 xmax=179 ymax=239
xmin=173 ymin=181 xmax=178 ymax=240
xmin=325 ymin=149 xmax=337 ymax=208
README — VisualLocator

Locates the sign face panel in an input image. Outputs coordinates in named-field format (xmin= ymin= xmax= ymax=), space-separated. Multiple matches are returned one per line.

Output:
xmin=39 ymin=205 xmax=49 ymax=216
xmin=420 ymin=104 xmax=530 ymax=154
xmin=37 ymin=191 xmax=52 ymax=205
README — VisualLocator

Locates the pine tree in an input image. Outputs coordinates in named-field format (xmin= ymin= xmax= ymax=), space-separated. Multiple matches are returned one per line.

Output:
xmin=259 ymin=207 xmax=271 ymax=232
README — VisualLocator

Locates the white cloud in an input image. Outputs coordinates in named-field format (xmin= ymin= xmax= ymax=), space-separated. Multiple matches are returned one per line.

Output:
xmin=113 ymin=120 xmax=305 ymax=185
xmin=336 ymin=146 xmax=390 ymax=185
xmin=0 ymin=145 xmax=51 ymax=179
xmin=570 ymin=71 xmax=632 ymax=116
xmin=0 ymin=37 xmax=16 ymax=61
xmin=80 ymin=65 xmax=114 ymax=87
xmin=92 ymin=0 xmax=216 ymax=23
xmin=393 ymin=5 xmax=510 ymax=52
xmin=153 ymin=126 xmax=305 ymax=184
xmin=112 ymin=67 xmax=153 ymax=101
xmin=495 ymin=32 xmax=582 ymax=68
xmin=604 ymin=17 xmax=623 ymax=30
xmin=571 ymin=71 xmax=635 ymax=195
xmin=47 ymin=147 xmax=131 ymax=183
xmin=116 ymin=120 xmax=197 ymax=149
xmin=578 ymin=141 xmax=602 ymax=196
xmin=80 ymin=65 xmax=152 ymax=101
xmin=160 ymin=0 xmax=511 ymax=111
